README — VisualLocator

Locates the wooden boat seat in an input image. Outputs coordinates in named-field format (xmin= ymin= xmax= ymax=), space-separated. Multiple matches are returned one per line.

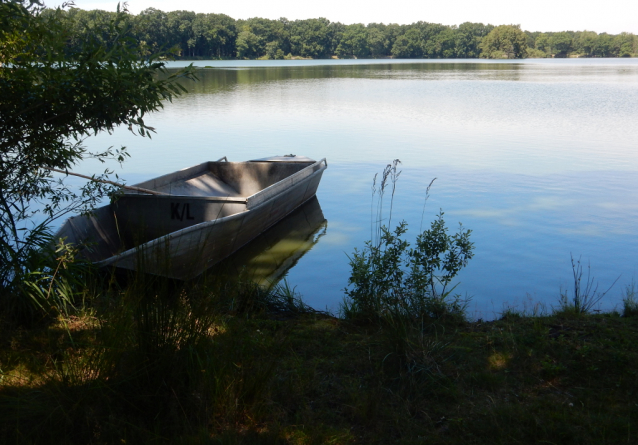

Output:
xmin=153 ymin=172 xmax=241 ymax=197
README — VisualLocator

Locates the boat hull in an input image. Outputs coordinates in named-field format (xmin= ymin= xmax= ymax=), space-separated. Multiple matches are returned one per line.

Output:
xmin=207 ymin=196 xmax=326 ymax=286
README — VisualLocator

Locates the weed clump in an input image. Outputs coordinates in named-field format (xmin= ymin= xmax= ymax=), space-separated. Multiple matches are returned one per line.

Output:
xmin=341 ymin=160 xmax=474 ymax=323
xmin=556 ymin=254 xmax=619 ymax=316
xmin=622 ymin=280 xmax=638 ymax=317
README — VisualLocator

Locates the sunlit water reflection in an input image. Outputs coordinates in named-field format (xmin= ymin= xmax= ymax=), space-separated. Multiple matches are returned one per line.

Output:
xmin=73 ymin=59 xmax=638 ymax=318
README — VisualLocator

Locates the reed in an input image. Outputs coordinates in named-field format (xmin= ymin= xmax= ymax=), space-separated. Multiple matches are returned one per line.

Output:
xmin=556 ymin=254 xmax=620 ymax=315
xmin=622 ymin=280 xmax=638 ymax=317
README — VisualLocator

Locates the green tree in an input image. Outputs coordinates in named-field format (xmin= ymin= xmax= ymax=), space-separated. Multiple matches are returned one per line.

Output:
xmin=246 ymin=17 xmax=287 ymax=50
xmin=191 ymin=13 xmax=237 ymax=58
xmin=391 ymin=28 xmax=422 ymax=58
xmin=235 ymin=17 xmax=287 ymax=58
xmin=415 ymin=22 xmax=447 ymax=58
xmin=574 ymin=31 xmax=599 ymax=57
xmin=366 ymin=24 xmax=388 ymax=57
xmin=166 ymin=10 xmax=196 ymax=57
xmin=0 ymin=1 xmax=195 ymax=313
xmin=135 ymin=8 xmax=171 ymax=55
xmin=61 ymin=7 xmax=118 ymax=52
xmin=549 ymin=32 xmax=572 ymax=57
xmin=524 ymin=30 xmax=538 ymax=50
xmin=534 ymin=32 xmax=551 ymax=55
xmin=455 ymin=22 xmax=493 ymax=58
xmin=236 ymin=29 xmax=261 ymax=58
xmin=265 ymin=40 xmax=284 ymax=59
xmin=595 ymin=33 xmax=614 ymax=56
xmin=480 ymin=24 xmax=528 ymax=59
xmin=384 ymin=23 xmax=403 ymax=51
xmin=427 ymin=26 xmax=456 ymax=58
xmin=288 ymin=18 xmax=333 ymax=58
xmin=614 ymin=32 xmax=637 ymax=57
xmin=335 ymin=23 xmax=370 ymax=58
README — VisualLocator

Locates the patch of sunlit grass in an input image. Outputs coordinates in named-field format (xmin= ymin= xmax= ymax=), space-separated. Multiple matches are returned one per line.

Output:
xmin=488 ymin=352 xmax=511 ymax=370
xmin=52 ymin=312 xmax=100 ymax=332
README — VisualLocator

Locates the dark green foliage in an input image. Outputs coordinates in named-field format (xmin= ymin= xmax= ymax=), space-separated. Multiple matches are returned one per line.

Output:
xmin=532 ymin=29 xmax=637 ymax=58
xmin=456 ymin=22 xmax=495 ymax=58
xmin=289 ymin=18 xmax=334 ymax=59
xmin=335 ymin=23 xmax=370 ymax=59
xmin=0 ymin=273 xmax=313 ymax=443
xmin=550 ymin=31 xmax=574 ymax=56
xmin=0 ymin=1 xmax=195 ymax=318
xmin=212 ymin=278 xmax=316 ymax=316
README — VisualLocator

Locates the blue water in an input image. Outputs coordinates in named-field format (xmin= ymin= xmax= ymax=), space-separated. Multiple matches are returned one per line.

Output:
xmin=75 ymin=59 xmax=638 ymax=318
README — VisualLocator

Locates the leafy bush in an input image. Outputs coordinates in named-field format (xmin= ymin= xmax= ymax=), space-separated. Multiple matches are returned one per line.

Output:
xmin=0 ymin=1 xmax=194 ymax=320
xmin=342 ymin=161 xmax=474 ymax=322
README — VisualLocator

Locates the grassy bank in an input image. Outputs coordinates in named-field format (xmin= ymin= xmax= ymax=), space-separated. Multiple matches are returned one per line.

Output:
xmin=1 ymin=273 xmax=637 ymax=444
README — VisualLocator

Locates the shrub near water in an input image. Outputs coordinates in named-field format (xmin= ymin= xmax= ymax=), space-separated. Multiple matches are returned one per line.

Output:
xmin=342 ymin=161 xmax=474 ymax=322
xmin=343 ymin=214 xmax=473 ymax=321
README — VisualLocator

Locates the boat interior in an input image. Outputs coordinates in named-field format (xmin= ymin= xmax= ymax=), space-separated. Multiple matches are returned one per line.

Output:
xmin=129 ymin=160 xmax=315 ymax=198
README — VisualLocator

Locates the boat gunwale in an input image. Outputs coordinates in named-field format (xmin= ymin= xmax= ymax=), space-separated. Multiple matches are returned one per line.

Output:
xmin=116 ymin=195 xmax=248 ymax=203
xmin=123 ymin=158 xmax=326 ymax=202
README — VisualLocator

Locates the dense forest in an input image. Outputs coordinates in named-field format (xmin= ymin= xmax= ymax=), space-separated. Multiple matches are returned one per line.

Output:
xmin=49 ymin=7 xmax=638 ymax=60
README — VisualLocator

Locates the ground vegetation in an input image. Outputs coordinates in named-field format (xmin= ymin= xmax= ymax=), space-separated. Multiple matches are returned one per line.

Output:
xmin=1 ymin=269 xmax=637 ymax=444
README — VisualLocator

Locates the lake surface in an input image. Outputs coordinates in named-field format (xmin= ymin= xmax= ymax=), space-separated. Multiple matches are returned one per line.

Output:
xmin=79 ymin=59 xmax=638 ymax=318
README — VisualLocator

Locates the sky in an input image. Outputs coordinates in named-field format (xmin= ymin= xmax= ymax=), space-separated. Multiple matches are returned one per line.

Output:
xmin=49 ymin=0 xmax=638 ymax=34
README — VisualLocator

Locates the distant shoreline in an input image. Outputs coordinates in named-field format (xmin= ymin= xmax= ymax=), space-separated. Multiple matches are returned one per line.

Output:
xmin=59 ymin=8 xmax=638 ymax=60
xmin=172 ymin=55 xmax=635 ymax=61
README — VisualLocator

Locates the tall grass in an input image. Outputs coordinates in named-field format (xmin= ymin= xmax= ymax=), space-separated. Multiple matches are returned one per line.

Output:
xmin=622 ymin=279 xmax=638 ymax=317
xmin=556 ymin=254 xmax=619 ymax=315
xmin=0 ymin=234 xmax=93 ymax=325
xmin=0 ymin=260 xmax=313 ymax=443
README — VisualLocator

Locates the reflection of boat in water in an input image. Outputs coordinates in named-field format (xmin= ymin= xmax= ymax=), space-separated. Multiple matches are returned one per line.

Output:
xmin=206 ymin=196 xmax=326 ymax=285
xmin=55 ymin=156 xmax=327 ymax=279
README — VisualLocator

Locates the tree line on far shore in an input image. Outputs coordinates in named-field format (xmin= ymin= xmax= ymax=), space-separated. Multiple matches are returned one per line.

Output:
xmin=44 ymin=8 xmax=638 ymax=60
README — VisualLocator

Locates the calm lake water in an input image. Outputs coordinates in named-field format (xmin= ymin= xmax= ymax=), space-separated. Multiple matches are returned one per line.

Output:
xmin=79 ymin=59 xmax=638 ymax=318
